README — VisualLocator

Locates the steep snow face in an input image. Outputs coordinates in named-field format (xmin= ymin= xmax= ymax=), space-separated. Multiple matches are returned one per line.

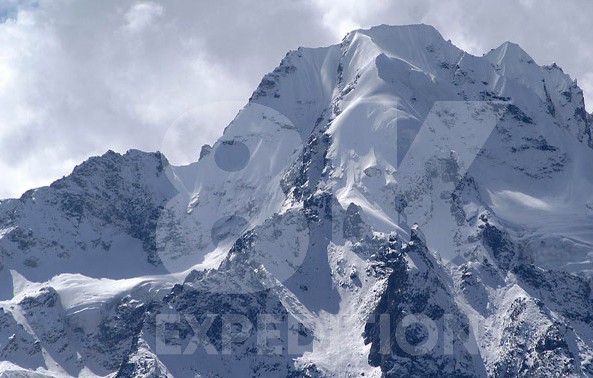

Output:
xmin=485 ymin=41 xmax=592 ymax=147
xmin=309 ymin=24 xmax=593 ymax=274
xmin=1 ymin=24 xmax=593 ymax=377
xmin=250 ymin=44 xmax=341 ymax=140
xmin=156 ymin=103 xmax=309 ymax=275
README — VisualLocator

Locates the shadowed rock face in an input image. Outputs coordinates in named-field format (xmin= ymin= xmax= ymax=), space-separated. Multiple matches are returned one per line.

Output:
xmin=364 ymin=231 xmax=482 ymax=378
xmin=0 ymin=150 xmax=176 ymax=276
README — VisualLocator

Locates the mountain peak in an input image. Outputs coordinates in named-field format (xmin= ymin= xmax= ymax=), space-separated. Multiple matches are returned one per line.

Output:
xmin=485 ymin=40 xmax=537 ymax=66
xmin=3 ymin=24 xmax=593 ymax=378
xmin=345 ymin=23 xmax=454 ymax=60
xmin=353 ymin=23 xmax=443 ymax=41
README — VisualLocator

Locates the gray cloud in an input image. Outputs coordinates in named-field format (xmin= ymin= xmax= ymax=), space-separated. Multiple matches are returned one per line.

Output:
xmin=0 ymin=0 xmax=591 ymax=198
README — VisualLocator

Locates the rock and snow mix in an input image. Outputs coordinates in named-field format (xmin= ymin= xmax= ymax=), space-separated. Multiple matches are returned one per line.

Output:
xmin=1 ymin=24 xmax=592 ymax=377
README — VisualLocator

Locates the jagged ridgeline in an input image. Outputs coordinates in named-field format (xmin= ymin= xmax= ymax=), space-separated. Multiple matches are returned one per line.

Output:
xmin=1 ymin=24 xmax=592 ymax=377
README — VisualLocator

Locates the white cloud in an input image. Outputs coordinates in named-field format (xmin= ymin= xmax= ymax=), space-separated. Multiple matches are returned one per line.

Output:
xmin=123 ymin=2 xmax=163 ymax=33
xmin=519 ymin=0 xmax=536 ymax=9
xmin=0 ymin=0 xmax=591 ymax=199
xmin=582 ymin=73 xmax=593 ymax=112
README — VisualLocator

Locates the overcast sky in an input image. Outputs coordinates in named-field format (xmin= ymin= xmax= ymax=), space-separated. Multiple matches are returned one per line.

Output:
xmin=1 ymin=0 xmax=592 ymax=199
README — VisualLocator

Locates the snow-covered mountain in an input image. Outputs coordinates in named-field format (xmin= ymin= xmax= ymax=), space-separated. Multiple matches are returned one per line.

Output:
xmin=1 ymin=24 xmax=593 ymax=377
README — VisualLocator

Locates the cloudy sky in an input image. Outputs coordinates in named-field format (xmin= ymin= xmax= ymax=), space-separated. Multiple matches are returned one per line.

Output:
xmin=1 ymin=0 xmax=592 ymax=199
